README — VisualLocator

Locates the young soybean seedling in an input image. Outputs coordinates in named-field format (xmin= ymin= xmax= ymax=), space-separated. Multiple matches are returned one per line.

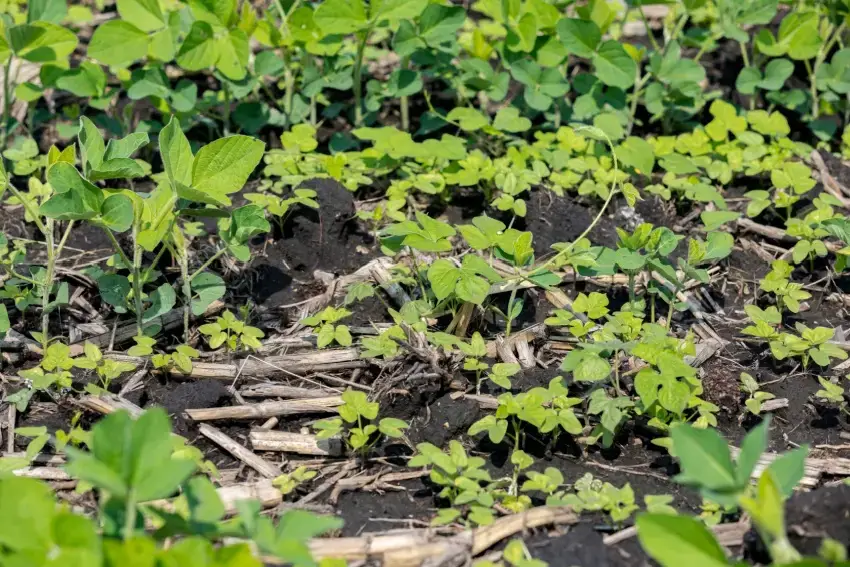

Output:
xmin=199 ymin=310 xmax=265 ymax=353
xmin=313 ymin=390 xmax=408 ymax=457
xmin=74 ymin=342 xmax=138 ymax=392
xmin=300 ymin=306 xmax=353 ymax=348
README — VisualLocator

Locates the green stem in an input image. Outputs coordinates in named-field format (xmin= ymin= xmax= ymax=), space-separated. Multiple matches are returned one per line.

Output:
xmin=627 ymin=272 xmax=636 ymax=307
xmin=352 ymin=29 xmax=371 ymax=126
xmin=179 ymin=241 xmax=191 ymax=342
xmin=505 ymin=285 xmax=519 ymax=338
xmin=664 ymin=13 xmax=689 ymax=52
xmin=637 ymin=7 xmax=660 ymax=51
xmin=131 ymin=226 xmax=145 ymax=335
xmin=650 ymin=295 xmax=656 ymax=323
xmin=123 ymin=490 xmax=136 ymax=541
xmin=101 ymin=227 xmax=133 ymax=271
xmin=400 ymin=56 xmax=410 ymax=131
xmin=2 ymin=56 xmax=11 ymax=150
xmin=6 ymin=182 xmax=47 ymax=234
xmin=626 ymin=70 xmax=647 ymax=137
xmin=738 ymin=42 xmax=750 ymax=68
xmin=666 ymin=297 xmax=675 ymax=331
xmin=189 ymin=246 xmax=229 ymax=282
xmin=810 ymin=23 xmax=846 ymax=121
xmin=39 ymin=219 xmax=55 ymax=349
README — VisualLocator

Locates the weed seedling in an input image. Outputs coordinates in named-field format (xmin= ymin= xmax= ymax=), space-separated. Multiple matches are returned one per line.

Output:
xmin=313 ymin=389 xmax=408 ymax=458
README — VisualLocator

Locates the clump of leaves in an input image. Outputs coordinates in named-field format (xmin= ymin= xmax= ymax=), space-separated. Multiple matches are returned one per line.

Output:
xmin=740 ymin=372 xmax=776 ymax=416
xmin=152 ymin=344 xmax=200 ymax=374
xmin=199 ymin=310 xmax=264 ymax=352
xmin=472 ymin=539 xmax=548 ymax=567
xmin=313 ymin=389 xmax=408 ymax=456
xmin=272 ymin=466 xmax=317 ymax=496
xmin=550 ymin=473 xmax=639 ymax=525
xmin=301 ymin=306 xmax=353 ymax=348
xmin=638 ymin=417 xmax=807 ymax=565
xmin=770 ymin=323 xmax=848 ymax=368
xmin=74 ymin=342 xmax=138 ymax=392
xmin=409 ymin=440 xmax=496 ymax=527
xmin=759 ymin=260 xmax=811 ymax=314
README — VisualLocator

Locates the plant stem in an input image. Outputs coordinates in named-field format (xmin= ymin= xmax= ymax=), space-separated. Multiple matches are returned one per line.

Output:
xmin=352 ymin=29 xmax=371 ymax=126
xmin=810 ymin=22 xmax=846 ymax=121
xmin=626 ymin=71 xmax=647 ymax=137
xmin=131 ymin=227 xmax=145 ymax=335
xmin=189 ymin=246 xmax=229 ymax=282
xmin=400 ymin=56 xmax=410 ymax=131
xmin=179 ymin=244 xmax=191 ymax=342
xmin=505 ymin=285 xmax=519 ymax=338
xmin=100 ymin=228 xmax=133 ymax=272
xmin=738 ymin=42 xmax=750 ymax=68
xmin=123 ymin=490 xmax=136 ymax=541
xmin=666 ymin=298 xmax=675 ymax=331
xmin=637 ymin=7 xmax=660 ymax=51
xmin=627 ymin=272 xmax=636 ymax=307
xmin=804 ymin=59 xmax=818 ymax=119
xmin=6 ymin=182 xmax=47 ymax=234
xmin=39 ymin=219 xmax=55 ymax=349
xmin=2 ymin=57 xmax=11 ymax=150
xmin=664 ymin=13 xmax=689 ymax=52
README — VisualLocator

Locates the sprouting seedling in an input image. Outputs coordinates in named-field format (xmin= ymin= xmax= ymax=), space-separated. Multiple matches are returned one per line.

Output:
xmin=74 ymin=342 xmax=138 ymax=392
xmin=740 ymin=372 xmax=776 ymax=416
xmin=313 ymin=389 xmax=408 ymax=457
xmin=457 ymin=332 xmax=489 ymax=393
xmin=759 ymin=260 xmax=811 ymax=315
xmin=152 ymin=344 xmax=201 ymax=375
xmin=199 ymin=310 xmax=265 ymax=353
xmin=300 ymin=306 xmax=353 ymax=348
xmin=409 ymin=440 xmax=496 ymax=527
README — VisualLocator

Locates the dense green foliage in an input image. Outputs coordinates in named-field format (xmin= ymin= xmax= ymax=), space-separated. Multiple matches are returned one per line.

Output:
xmin=2 ymin=0 xmax=850 ymax=565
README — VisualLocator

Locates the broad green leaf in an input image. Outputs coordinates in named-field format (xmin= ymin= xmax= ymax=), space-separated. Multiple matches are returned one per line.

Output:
xmin=637 ymin=514 xmax=728 ymax=567
xmin=0 ymin=477 xmax=56 ymax=552
xmin=671 ymin=424 xmax=737 ymax=491
xmin=9 ymin=22 xmax=77 ymax=63
xmin=41 ymin=163 xmax=103 ymax=220
xmin=191 ymin=135 xmax=265 ymax=202
xmin=556 ymin=18 xmax=600 ymax=58
xmin=160 ymin=116 xmax=194 ymax=188
xmin=313 ymin=0 xmax=367 ymax=34
xmin=700 ymin=211 xmax=740 ymax=231
xmin=100 ymin=194 xmax=134 ymax=233
xmin=176 ymin=21 xmax=219 ymax=72
xmin=446 ymin=107 xmax=490 ymax=131
xmin=191 ymin=272 xmax=225 ymax=316
xmin=371 ymin=0 xmax=425 ymax=23
xmin=143 ymin=283 xmax=176 ymax=323
xmin=189 ymin=0 xmax=236 ymax=26
xmin=105 ymin=133 xmax=149 ymax=161
xmin=736 ymin=417 xmax=769 ymax=486
xmin=493 ymin=107 xmax=531 ymax=133
xmin=765 ymin=445 xmax=808 ymax=497
xmin=117 ymin=0 xmax=166 ymax=32
xmin=98 ymin=274 xmax=130 ymax=312
xmin=593 ymin=40 xmax=636 ymax=90
xmin=28 ymin=0 xmax=68 ymax=23
xmin=55 ymin=62 xmax=106 ymax=98
xmin=216 ymin=28 xmax=249 ymax=80
xmin=88 ymin=21 xmax=149 ymax=67
xmin=616 ymin=136 xmax=654 ymax=175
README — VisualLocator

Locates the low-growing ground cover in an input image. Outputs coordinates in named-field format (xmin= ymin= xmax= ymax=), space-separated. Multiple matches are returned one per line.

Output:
xmin=3 ymin=0 xmax=850 ymax=565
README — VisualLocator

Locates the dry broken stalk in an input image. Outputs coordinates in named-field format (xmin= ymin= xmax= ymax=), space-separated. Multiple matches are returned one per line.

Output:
xmin=185 ymin=396 xmax=343 ymax=421
xmin=250 ymin=429 xmax=344 ymax=456
xmin=198 ymin=423 xmax=282 ymax=478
